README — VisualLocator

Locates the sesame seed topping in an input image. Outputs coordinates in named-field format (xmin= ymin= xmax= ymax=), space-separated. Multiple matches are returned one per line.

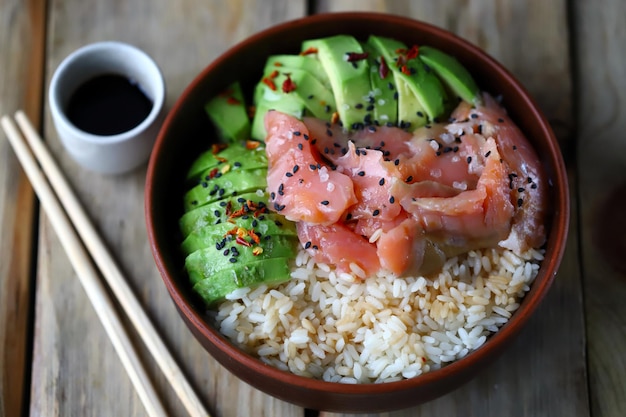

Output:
xmin=389 ymin=196 xmax=395 ymax=204
xmin=379 ymin=178 xmax=385 ymax=186
xmin=467 ymin=156 xmax=472 ymax=163
xmin=485 ymin=150 xmax=492 ymax=157
xmin=304 ymin=241 xmax=312 ymax=249
xmin=293 ymin=165 xmax=299 ymax=173
xmin=293 ymin=131 xmax=301 ymax=136
xmin=406 ymin=176 xmax=413 ymax=183
xmin=517 ymin=198 xmax=523 ymax=207
xmin=285 ymin=172 xmax=293 ymax=177
xmin=357 ymin=171 xmax=365 ymax=176
xmin=373 ymin=209 xmax=380 ymax=216
xmin=320 ymin=200 xmax=329 ymax=205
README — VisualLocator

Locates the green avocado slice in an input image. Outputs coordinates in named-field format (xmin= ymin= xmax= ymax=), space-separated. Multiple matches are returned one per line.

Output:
xmin=181 ymin=215 xmax=297 ymax=253
xmin=183 ymin=168 xmax=267 ymax=211
xmin=360 ymin=42 xmax=398 ymax=126
xmin=251 ymin=97 xmax=304 ymax=141
xmin=368 ymin=35 xmax=447 ymax=124
xmin=191 ymin=257 xmax=293 ymax=306
xmin=418 ymin=46 xmax=479 ymax=104
xmin=264 ymin=55 xmax=332 ymax=90
xmin=301 ymin=35 xmax=372 ymax=130
xmin=180 ymin=192 xmax=266 ymax=235
xmin=204 ymin=82 xmax=250 ymax=143
xmin=185 ymin=235 xmax=297 ymax=285
xmin=186 ymin=143 xmax=267 ymax=182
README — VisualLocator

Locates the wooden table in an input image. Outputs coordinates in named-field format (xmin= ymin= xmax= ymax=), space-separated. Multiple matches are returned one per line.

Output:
xmin=1 ymin=0 xmax=624 ymax=416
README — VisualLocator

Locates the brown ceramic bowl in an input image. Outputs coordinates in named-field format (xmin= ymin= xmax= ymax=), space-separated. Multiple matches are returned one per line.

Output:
xmin=145 ymin=12 xmax=569 ymax=413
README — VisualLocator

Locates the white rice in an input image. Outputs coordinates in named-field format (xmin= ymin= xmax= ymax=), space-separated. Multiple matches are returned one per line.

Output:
xmin=209 ymin=246 xmax=543 ymax=383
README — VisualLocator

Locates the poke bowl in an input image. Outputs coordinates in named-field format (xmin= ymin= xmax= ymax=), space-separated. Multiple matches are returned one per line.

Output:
xmin=145 ymin=12 xmax=569 ymax=413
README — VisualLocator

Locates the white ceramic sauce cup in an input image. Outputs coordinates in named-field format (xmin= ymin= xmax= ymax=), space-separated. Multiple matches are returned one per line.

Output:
xmin=49 ymin=41 xmax=165 ymax=174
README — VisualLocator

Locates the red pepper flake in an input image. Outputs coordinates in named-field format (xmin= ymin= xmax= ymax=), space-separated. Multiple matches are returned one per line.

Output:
xmin=379 ymin=55 xmax=389 ymax=79
xmin=282 ymin=73 xmax=297 ymax=93
xmin=253 ymin=206 xmax=267 ymax=217
xmin=215 ymin=156 xmax=228 ymax=163
xmin=246 ymin=140 xmax=261 ymax=150
xmin=406 ymin=45 xmax=419 ymax=60
xmin=395 ymin=54 xmax=406 ymax=68
xmin=273 ymin=61 xmax=283 ymax=67
xmin=300 ymin=46 xmax=318 ymax=56
xmin=331 ymin=111 xmax=340 ymax=124
xmin=400 ymin=65 xmax=411 ymax=75
xmin=208 ymin=168 xmax=219 ymax=179
xmin=269 ymin=69 xmax=279 ymax=79
xmin=248 ymin=230 xmax=261 ymax=244
xmin=395 ymin=48 xmax=407 ymax=55
xmin=235 ymin=236 xmax=252 ymax=247
xmin=262 ymin=77 xmax=276 ymax=91
xmin=226 ymin=96 xmax=241 ymax=105
xmin=345 ymin=52 xmax=369 ymax=62
xmin=211 ymin=143 xmax=228 ymax=154
xmin=224 ymin=201 xmax=232 ymax=216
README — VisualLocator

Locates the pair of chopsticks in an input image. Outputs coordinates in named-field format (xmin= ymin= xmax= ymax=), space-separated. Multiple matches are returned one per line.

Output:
xmin=1 ymin=112 xmax=210 ymax=417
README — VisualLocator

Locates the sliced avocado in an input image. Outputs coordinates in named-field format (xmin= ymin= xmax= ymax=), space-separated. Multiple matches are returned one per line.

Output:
xmin=191 ymin=257 xmax=292 ymax=305
xmin=185 ymin=235 xmax=297 ymax=285
xmin=204 ymin=82 xmax=250 ymax=143
xmin=418 ymin=46 xmax=479 ymax=104
xmin=180 ymin=192 xmax=265 ymax=234
xmin=264 ymin=55 xmax=332 ymax=90
xmin=395 ymin=76 xmax=429 ymax=129
xmin=360 ymin=42 xmax=398 ymax=126
xmin=181 ymin=214 xmax=297 ymax=253
xmin=186 ymin=143 xmax=267 ymax=182
xmin=251 ymin=97 xmax=304 ymax=141
xmin=183 ymin=167 xmax=267 ymax=211
xmin=301 ymin=35 xmax=372 ymax=130
xmin=264 ymin=69 xmax=336 ymax=118
xmin=368 ymin=36 xmax=447 ymax=124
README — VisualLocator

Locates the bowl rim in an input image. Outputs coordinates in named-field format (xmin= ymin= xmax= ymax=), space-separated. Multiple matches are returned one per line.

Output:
xmin=146 ymin=11 xmax=570 ymax=397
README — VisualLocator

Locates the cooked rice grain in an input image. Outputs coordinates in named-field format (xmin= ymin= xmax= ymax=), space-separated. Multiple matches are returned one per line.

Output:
xmin=211 ymin=247 xmax=542 ymax=383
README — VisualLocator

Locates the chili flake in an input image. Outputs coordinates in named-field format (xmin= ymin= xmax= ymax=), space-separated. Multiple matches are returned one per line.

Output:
xmin=345 ymin=51 xmax=369 ymax=62
xmin=300 ymin=46 xmax=318 ymax=56
xmin=379 ymin=55 xmax=389 ymax=79
xmin=282 ymin=73 xmax=297 ymax=93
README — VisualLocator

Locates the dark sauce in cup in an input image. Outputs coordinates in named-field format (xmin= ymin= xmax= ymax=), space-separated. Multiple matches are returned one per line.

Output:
xmin=66 ymin=74 xmax=153 ymax=136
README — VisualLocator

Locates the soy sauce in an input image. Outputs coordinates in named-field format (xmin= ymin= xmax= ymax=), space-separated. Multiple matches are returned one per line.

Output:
xmin=66 ymin=74 xmax=153 ymax=136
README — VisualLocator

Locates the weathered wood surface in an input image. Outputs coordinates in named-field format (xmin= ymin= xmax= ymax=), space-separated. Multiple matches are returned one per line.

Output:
xmin=575 ymin=0 xmax=626 ymax=416
xmin=314 ymin=1 xmax=586 ymax=417
xmin=29 ymin=1 xmax=306 ymax=416
xmin=1 ymin=0 xmax=622 ymax=415
xmin=0 ymin=1 xmax=44 ymax=416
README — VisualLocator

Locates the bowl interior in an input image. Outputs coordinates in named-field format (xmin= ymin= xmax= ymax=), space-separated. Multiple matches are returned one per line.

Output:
xmin=146 ymin=12 xmax=569 ymax=412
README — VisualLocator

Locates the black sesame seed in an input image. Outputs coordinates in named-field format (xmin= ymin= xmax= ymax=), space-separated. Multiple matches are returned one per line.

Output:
xmin=324 ymin=147 xmax=329 ymax=154
xmin=368 ymin=125 xmax=377 ymax=132
xmin=214 ymin=210 xmax=220 ymax=217
xmin=393 ymin=91 xmax=399 ymax=100
xmin=241 ymin=214 xmax=249 ymax=219
xmin=531 ymin=183 xmax=538 ymax=189
xmin=274 ymin=220 xmax=283 ymax=226
xmin=303 ymin=134 xmax=309 ymax=140
xmin=453 ymin=146 xmax=459 ymax=153
xmin=238 ymin=197 xmax=246 ymax=203
xmin=326 ymin=129 xmax=333 ymax=137
xmin=270 ymin=192 xmax=276 ymax=200
xmin=346 ymin=213 xmax=353 ymax=220
xmin=298 ymin=143 xmax=303 ymax=150
xmin=252 ymin=220 xmax=258 ymax=227
xmin=265 ymin=235 xmax=272 ymax=240
xmin=527 ymin=177 xmax=533 ymax=183
xmin=366 ymin=104 xmax=374 ymax=111
xmin=201 ymin=182 xmax=208 ymax=188
xmin=223 ymin=248 xmax=230 ymax=256
xmin=373 ymin=209 xmax=380 ymax=216
xmin=294 ymin=131 xmax=301 ymax=136
xmin=293 ymin=165 xmax=299 ymax=173
xmin=234 ymin=161 xmax=242 ymax=167
xmin=389 ymin=196 xmax=395 ymax=204
xmin=308 ymin=94 xmax=314 ymax=99
xmin=229 ymin=257 xmax=237 ymax=263
xmin=355 ymin=103 xmax=363 ymax=109
xmin=312 ymin=245 xmax=319 ymax=250
xmin=309 ymin=164 xmax=317 ymax=170
xmin=513 ymin=145 xmax=518 ymax=150
xmin=285 ymin=172 xmax=293 ymax=177
xmin=470 ymin=113 xmax=478 ymax=119
xmin=436 ymin=151 xmax=442 ymax=156
xmin=518 ymin=187 xmax=525 ymax=193
xmin=498 ymin=117 xmax=505 ymax=123
xmin=379 ymin=178 xmax=385 ymax=186
xmin=220 ymin=201 xmax=227 ymax=207
xmin=417 ymin=111 xmax=424 ymax=117
xmin=485 ymin=150 xmax=492 ymax=157
xmin=278 ymin=183 xmax=284 ymax=196
xmin=218 ymin=188 xmax=225 ymax=196
xmin=357 ymin=171 xmax=365 ymax=176
xmin=467 ymin=156 xmax=472 ymax=163
xmin=517 ymin=198 xmax=523 ymax=207
xmin=443 ymin=146 xmax=453 ymax=153
xmin=406 ymin=176 xmax=413 ymax=183
xmin=394 ymin=159 xmax=400 ymax=166
xmin=325 ymin=105 xmax=331 ymax=113
xmin=305 ymin=241 xmax=312 ymax=249
xmin=320 ymin=200 xmax=329 ymax=205
xmin=388 ymin=82 xmax=394 ymax=90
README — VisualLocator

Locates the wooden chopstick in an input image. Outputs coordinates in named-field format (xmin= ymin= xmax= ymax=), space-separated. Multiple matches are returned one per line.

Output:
xmin=2 ymin=112 xmax=210 ymax=417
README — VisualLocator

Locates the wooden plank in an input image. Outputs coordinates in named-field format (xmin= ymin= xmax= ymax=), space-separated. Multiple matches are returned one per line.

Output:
xmin=574 ymin=0 xmax=626 ymax=416
xmin=30 ymin=1 xmax=306 ymax=416
xmin=312 ymin=1 xmax=587 ymax=416
xmin=0 ymin=0 xmax=45 ymax=416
